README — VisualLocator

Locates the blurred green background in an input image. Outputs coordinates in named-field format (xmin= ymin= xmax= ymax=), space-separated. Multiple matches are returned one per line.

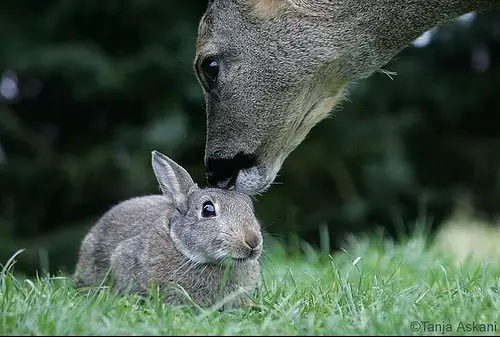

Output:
xmin=1 ymin=2 xmax=500 ymax=276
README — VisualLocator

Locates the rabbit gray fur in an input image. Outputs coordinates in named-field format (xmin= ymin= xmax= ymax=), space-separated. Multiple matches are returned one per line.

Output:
xmin=73 ymin=150 xmax=263 ymax=308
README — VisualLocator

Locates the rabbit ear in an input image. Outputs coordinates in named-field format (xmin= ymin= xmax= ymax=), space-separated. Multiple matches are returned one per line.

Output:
xmin=151 ymin=150 xmax=196 ymax=211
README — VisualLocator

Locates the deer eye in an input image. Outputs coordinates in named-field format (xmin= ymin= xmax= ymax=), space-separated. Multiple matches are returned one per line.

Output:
xmin=199 ymin=57 xmax=219 ymax=91
xmin=201 ymin=200 xmax=216 ymax=218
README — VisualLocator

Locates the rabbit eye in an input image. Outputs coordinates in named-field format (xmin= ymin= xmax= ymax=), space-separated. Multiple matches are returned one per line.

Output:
xmin=201 ymin=201 xmax=216 ymax=218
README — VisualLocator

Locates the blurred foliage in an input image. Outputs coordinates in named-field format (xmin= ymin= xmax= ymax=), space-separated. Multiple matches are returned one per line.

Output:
xmin=1 ymin=2 xmax=499 ymax=275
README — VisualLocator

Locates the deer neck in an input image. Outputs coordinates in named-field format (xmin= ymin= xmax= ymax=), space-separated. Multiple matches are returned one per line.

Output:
xmin=301 ymin=0 xmax=500 ymax=79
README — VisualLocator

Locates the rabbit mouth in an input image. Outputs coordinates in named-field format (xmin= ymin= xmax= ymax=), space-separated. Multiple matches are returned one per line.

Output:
xmin=231 ymin=248 xmax=260 ymax=263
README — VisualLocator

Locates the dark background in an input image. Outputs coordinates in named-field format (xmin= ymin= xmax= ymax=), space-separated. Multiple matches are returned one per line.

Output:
xmin=1 ymin=2 xmax=500 ymax=276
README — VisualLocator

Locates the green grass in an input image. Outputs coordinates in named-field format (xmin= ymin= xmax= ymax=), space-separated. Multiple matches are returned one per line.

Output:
xmin=2 ymin=228 xmax=500 ymax=336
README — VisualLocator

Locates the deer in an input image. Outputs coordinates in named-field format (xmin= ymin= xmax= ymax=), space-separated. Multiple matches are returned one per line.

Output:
xmin=194 ymin=0 xmax=500 ymax=195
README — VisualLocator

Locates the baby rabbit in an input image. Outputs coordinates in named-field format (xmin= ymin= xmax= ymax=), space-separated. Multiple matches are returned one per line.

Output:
xmin=73 ymin=150 xmax=263 ymax=308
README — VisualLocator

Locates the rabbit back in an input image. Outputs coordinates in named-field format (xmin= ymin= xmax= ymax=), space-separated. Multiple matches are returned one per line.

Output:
xmin=73 ymin=194 xmax=176 ymax=288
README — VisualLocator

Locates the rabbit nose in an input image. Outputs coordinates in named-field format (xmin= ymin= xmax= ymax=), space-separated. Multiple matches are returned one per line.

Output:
xmin=245 ymin=232 xmax=261 ymax=250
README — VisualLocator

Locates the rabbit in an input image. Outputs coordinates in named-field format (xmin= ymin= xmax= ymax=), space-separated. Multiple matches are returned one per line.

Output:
xmin=72 ymin=150 xmax=263 ymax=309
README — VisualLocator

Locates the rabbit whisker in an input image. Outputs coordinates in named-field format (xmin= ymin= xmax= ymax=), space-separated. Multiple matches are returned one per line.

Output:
xmin=178 ymin=263 xmax=198 ymax=279
xmin=219 ymin=230 xmax=233 ymax=237
xmin=169 ymin=258 xmax=195 ymax=277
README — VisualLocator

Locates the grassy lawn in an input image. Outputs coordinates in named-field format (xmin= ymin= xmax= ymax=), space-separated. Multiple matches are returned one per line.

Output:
xmin=2 ymin=224 xmax=500 ymax=335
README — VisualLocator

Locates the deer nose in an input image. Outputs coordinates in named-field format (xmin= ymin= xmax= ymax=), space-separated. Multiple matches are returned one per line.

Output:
xmin=245 ymin=232 xmax=261 ymax=250
xmin=205 ymin=152 xmax=257 ymax=189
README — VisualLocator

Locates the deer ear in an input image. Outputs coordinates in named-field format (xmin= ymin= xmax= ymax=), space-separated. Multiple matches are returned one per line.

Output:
xmin=246 ymin=0 xmax=330 ymax=18
xmin=283 ymin=0 xmax=333 ymax=16
xmin=245 ymin=0 xmax=289 ymax=20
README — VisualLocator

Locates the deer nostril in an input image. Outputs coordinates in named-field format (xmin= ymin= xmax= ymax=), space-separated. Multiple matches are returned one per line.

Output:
xmin=206 ymin=158 xmax=235 ymax=188
xmin=205 ymin=152 xmax=258 ymax=188
xmin=245 ymin=232 xmax=261 ymax=250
